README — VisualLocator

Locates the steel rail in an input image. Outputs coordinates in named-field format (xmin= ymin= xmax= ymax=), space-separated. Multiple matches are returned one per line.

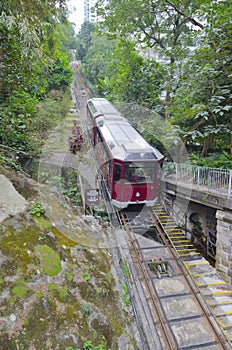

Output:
xmin=72 ymin=75 xmax=150 ymax=349
xmin=119 ymin=211 xmax=178 ymax=350
xmin=149 ymin=208 xmax=232 ymax=350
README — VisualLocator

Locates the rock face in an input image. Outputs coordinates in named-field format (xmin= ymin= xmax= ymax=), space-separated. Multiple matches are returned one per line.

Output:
xmin=0 ymin=169 xmax=134 ymax=350
xmin=0 ymin=174 xmax=28 ymax=222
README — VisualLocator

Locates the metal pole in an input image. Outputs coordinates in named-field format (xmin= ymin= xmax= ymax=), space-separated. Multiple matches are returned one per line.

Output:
xmin=228 ymin=170 xmax=232 ymax=198
xmin=197 ymin=167 xmax=200 ymax=188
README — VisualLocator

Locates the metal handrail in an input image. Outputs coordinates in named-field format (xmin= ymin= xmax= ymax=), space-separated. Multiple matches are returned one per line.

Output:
xmin=162 ymin=162 xmax=232 ymax=198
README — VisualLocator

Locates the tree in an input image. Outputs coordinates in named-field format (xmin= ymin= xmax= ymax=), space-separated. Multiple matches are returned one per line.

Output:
xmin=76 ymin=22 xmax=96 ymax=62
xmin=170 ymin=0 xmax=232 ymax=156
xmin=96 ymin=0 xmax=232 ymax=157
xmin=99 ymin=39 xmax=165 ymax=107
xmin=97 ymin=0 xmax=205 ymax=117
xmin=0 ymin=0 xmax=71 ymax=100
xmin=0 ymin=0 xmax=75 ymax=155
xmin=82 ymin=32 xmax=116 ymax=95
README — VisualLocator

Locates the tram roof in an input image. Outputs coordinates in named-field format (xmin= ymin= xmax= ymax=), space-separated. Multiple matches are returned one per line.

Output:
xmin=87 ymin=98 xmax=164 ymax=162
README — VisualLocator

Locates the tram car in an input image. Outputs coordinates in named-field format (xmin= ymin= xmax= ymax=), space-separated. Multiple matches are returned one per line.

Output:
xmin=86 ymin=98 xmax=164 ymax=209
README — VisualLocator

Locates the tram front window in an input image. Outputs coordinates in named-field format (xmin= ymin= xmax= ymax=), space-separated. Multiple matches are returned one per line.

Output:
xmin=124 ymin=162 xmax=155 ymax=184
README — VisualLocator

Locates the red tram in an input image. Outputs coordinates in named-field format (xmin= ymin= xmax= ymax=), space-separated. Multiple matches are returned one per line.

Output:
xmin=86 ymin=98 xmax=164 ymax=209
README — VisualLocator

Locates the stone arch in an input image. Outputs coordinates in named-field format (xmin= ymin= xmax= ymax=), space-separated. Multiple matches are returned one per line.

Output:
xmin=189 ymin=212 xmax=206 ymax=246
xmin=188 ymin=210 xmax=217 ymax=261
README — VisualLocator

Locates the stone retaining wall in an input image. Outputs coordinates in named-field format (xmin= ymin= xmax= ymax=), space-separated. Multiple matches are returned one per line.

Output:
xmin=216 ymin=210 xmax=232 ymax=284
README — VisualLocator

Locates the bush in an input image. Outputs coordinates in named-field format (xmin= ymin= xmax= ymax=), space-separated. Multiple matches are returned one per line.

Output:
xmin=29 ymin=202 xmax=46 ymax=217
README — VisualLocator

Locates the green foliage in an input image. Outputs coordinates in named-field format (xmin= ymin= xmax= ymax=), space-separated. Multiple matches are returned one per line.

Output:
xmin=121 ymin=284 xmax=131 ymax=307
xmin=76 ymin=22 xmax=96 ymax=61
xmin=0 ymin=0 xmax=74 ymax=157
xmin=189 ymin=152 xmax=232 ymax=169
xmin=96 ymin=0 xmax=205 ymax=114
xmin=0 ymin=152 xmax=23 ymax=171
xmin=2 ymin=0 xmax=231 ymax=165
xmin=93 ymin=0 xmax=232 ymax=158
xmin=0 ymin=105 xmax=31 ymax=152
xmin=0 ymin=91 xmax=71 ymax=158
xmin=30 ymin=97 xmax=67 ymax=138
xmin=11 ymin=281 xmax=28 ymax=298
xmin=82 ymin=32 xmax=116 ymax=96
xmin=78 ymin=26 xmax=165 ymax=108
xmin=0 ymin=13 xmax=43 ymax=99
xmin=46 ymin=54 xmax=73 ymax=92
xmin=81 ymin=304 xmax=91 ymax=317
xmin=120 ymin=259 xmax=130 ymax=279
xmin=99 ymin=39 xmax=165 ymax=107
xmin=41 ymin=173 xmax=82 ymax=207
xmin=66 ymin=341 xmax=111 ymax=350
xmin=82 ymin=273 xmax=90 ymax=281
xmin=29 ymin=202 xmax=46 ymax=217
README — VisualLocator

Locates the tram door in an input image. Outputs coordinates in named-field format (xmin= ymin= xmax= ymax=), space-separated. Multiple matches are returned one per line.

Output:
xmin=112 ymin=163 xmax=122 ymax=200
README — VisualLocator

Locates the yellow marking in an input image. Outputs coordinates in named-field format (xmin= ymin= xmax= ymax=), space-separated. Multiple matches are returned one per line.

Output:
xmin=213 ymin=291 xmax=232 ymax=295
xmin=168 ymin=235 xmax=185 ymax=238
xmin=159 ymin=220 xmax=174 ymax=223
xmin=177 ymin=249 xmax=197 ymax=253
xmin=217 ymin=319 xmax=232 ymax=330
xmin=169 ymin=237 xmax=188 ymax=240
xmin=179 ymin=252 xmax=200 ymax=257
xmin=224 ymin=331 xmax=232 ymax=342
xmin=168 ymin=232 xmax=185 ymax=235
xmin=163 ymin=227 xmax=179 ymax=231
xmin=168 ymin=233 xmax=184 ymax=236
xmin=162 ymin=223 xmax=176 ymax=226
xmin=163 ymin=223 xmax=178 ymax=225
xmin=184 ymin=261 xmax=209 ymax=266
xmin=221 ymin=312 xmax=232 ymax=315
xmin=208 ymin=300 xmax=232 ymax=307
xmin=192 ymin=274 xmax=203 ymax=278
xmin=218 ymin=301 xmax=232 ymax=305
xmin=172 ymin=239 xmax=192 ymax=243
xmin=174 ymin=244 xmax=195 ymax=248
xmin=197 ymin=281 xmax=228 ymax=287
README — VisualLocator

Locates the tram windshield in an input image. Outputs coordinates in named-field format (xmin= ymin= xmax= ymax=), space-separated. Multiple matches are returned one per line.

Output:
xmin=124 ymin=162 xmax=156 ymax=184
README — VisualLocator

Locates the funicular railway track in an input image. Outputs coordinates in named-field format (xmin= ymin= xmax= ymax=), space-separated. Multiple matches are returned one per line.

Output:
xmin=118 ymin=206 xmax=232 ymax=350
xmin=72 ymin=69 xmax=232 ymax=349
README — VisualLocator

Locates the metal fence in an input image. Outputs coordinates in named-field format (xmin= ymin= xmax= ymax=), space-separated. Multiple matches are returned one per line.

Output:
xmin=162 ymin=162 xmax=232 ymax=198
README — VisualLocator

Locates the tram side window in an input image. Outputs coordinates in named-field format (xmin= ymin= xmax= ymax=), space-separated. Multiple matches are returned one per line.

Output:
xmin=113 ymin=164 xmax=122 ymax=182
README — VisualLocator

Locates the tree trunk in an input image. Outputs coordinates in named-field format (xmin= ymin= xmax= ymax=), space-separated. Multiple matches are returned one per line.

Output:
xmin=165 ymin=57 xmax=175 ymax=119
xmin=230 ymin=115 xmax=232 ymax=156
xmin=201 ymin=133 xmax=214 ymax=157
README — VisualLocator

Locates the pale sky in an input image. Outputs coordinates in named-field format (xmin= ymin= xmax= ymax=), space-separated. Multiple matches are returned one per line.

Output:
xmin=68 ymin=0 xmax=84 ymax=32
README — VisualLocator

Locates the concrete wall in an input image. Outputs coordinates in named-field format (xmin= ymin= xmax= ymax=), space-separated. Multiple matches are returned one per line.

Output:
xmin=163 ymin=179 xmax=232 ymax=284
xmin=216 ymin=210 xmax=232 ymax=284
xmin=165 ymin=192 xmax=216 ymax=238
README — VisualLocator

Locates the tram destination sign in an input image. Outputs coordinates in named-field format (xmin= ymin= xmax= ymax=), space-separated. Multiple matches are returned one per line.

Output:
xmin=85 ymin=189 xmax=100 ymax=206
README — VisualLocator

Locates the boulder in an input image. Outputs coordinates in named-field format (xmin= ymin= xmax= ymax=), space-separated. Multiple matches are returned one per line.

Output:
xmin=0 ymin=174 xmax=28 ymax=222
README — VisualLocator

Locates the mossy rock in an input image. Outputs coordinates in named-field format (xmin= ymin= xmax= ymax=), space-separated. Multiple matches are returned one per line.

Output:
xmin=37 ymin=244 xmax=62 ymax=276
xmin=11 ymin=282 xmax=29 ymax=298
